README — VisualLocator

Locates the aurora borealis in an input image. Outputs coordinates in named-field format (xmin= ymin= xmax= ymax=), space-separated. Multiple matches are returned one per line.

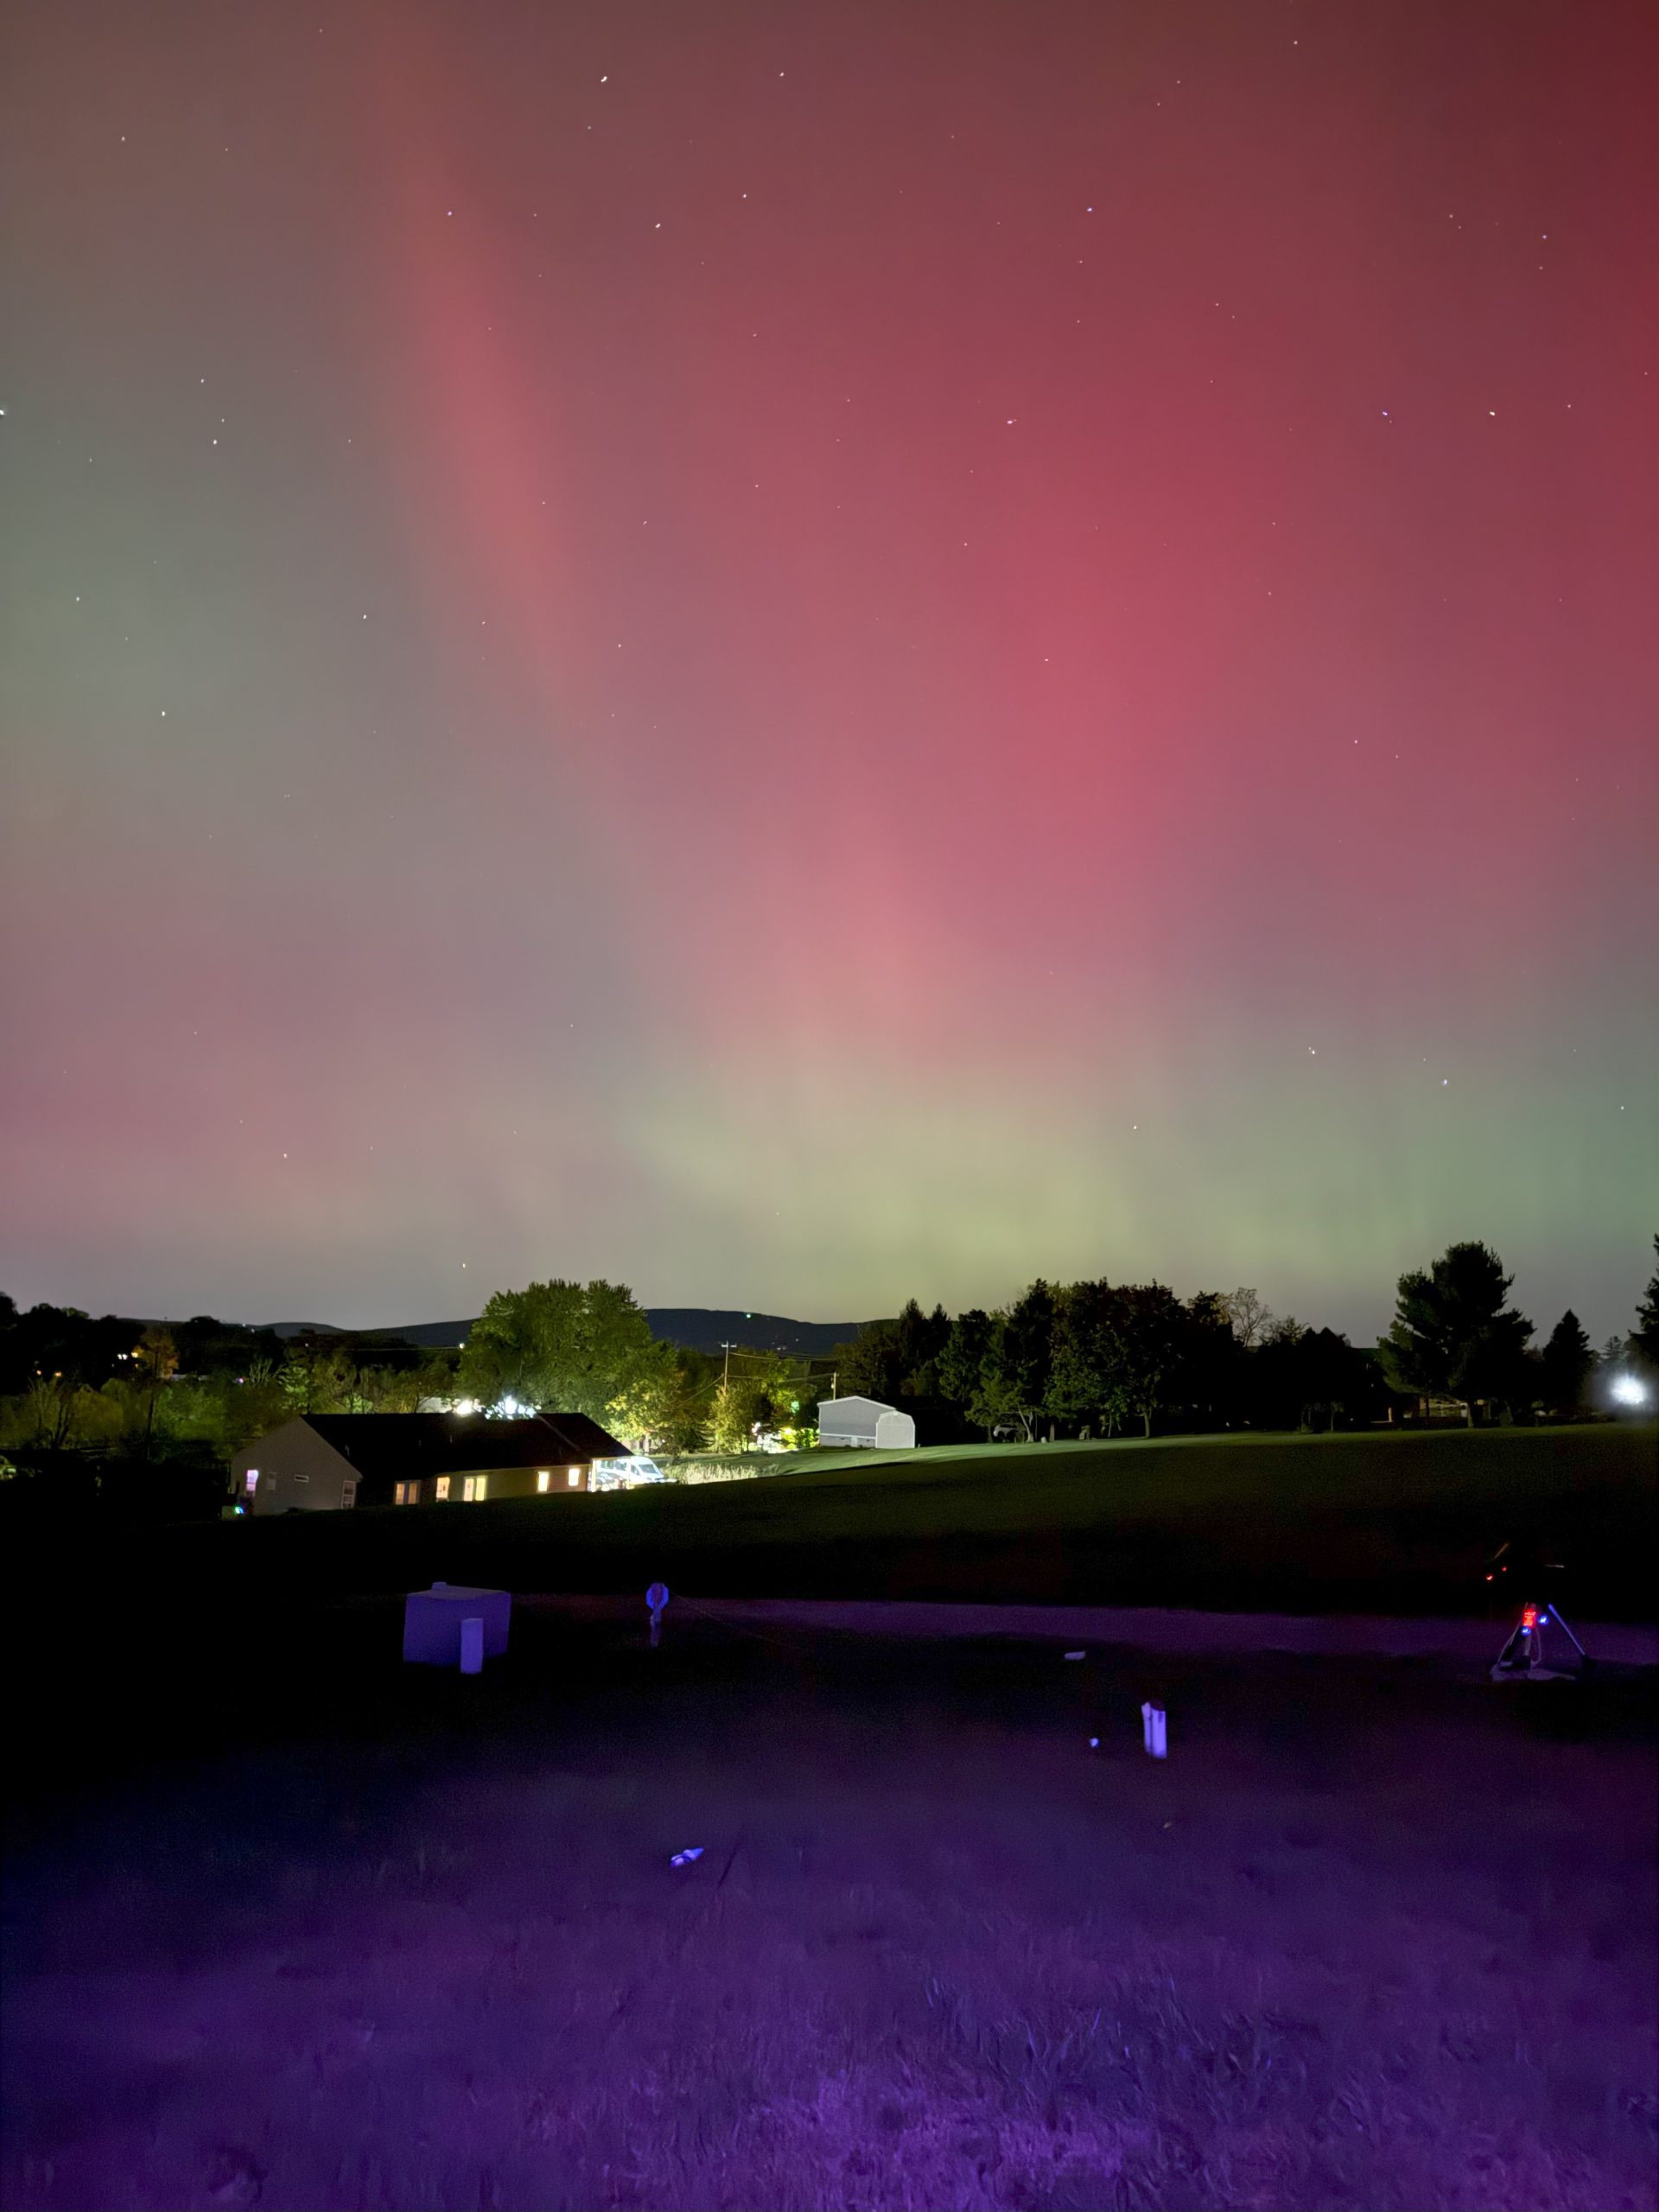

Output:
xmin=3 ymin=0 xmax=1655 ymax=1338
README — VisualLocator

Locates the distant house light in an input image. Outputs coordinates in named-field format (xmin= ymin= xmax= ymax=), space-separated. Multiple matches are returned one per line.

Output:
xmin=245 ymin=1468 xmax=258 ymax=1492
xmin=1611 ymin=1374 xmax=1650 ymax=1408
xmin=435 ymin=1476 xmax=450 ymax=1500
xmin=568 ymin=1466 xmax=582 ymax=1487
xmin=537 ymin=1470 xmax=550 ymax=1493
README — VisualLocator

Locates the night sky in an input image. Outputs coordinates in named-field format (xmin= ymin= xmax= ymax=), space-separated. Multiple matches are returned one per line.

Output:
xmin=3 ymin=1 xmax=1655 ymax=1338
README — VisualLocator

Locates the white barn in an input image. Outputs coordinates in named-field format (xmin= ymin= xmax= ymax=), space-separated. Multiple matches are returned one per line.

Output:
xmin=816 ymin=1395 xmax=917 ymax=1450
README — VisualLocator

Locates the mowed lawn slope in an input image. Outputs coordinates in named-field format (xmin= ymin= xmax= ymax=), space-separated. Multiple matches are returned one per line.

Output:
xmin=99 ymin=1422 xmax=1658 ymax=1619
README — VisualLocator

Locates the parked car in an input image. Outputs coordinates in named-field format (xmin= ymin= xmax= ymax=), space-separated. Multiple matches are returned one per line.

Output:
xmin=588 ymin=1455 xmax=666 ymax=1491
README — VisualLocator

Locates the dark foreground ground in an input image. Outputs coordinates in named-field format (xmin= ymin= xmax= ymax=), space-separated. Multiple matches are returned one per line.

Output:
xmin=3 ymin=1599 xmax=1656 ymax=2211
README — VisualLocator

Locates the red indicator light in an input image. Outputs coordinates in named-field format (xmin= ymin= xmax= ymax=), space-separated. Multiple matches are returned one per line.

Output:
xmin=1522 ymin=1605 xmax=1538 ymax=1630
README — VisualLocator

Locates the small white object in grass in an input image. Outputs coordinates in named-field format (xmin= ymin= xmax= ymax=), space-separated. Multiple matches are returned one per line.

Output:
xmin=1088 ymin=1736 xmax=1101 ymax=1749
xmin=1064 ymin=1649 xmax=1086 ymax=1661
xmin=670 ymin=1847 xmax=705 ymax=1867
xmin=1141 ymin=1701 xmax=1167 ymax=1758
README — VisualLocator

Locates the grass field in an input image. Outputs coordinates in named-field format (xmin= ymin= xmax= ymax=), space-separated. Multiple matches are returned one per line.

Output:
xmin=83 ymin=1421 xmax=1659 ymax=1620
xmin=3 ymin=1602 xmax=1655 ymax=2211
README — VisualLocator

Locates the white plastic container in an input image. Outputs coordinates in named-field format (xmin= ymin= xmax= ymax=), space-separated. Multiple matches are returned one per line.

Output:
xmin=403 ymin=1583 xmax=512 ymax=1666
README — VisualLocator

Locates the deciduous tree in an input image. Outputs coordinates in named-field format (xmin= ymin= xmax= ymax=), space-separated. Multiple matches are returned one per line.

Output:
xmin=1099 ymin=1283 xmax=1186 ymax=1438
xmin=1224 ymin=1287 xmax=1274 ymax=1348
xmin=607 ymin=1341 xmax=683 ymax=1452
xmin=457 ymin=1279 xmax=658 ymax=1421
xmin=938 ymin=1309 xmax=995 ymax=1419
xmin=982 ymin=1281 xmax=1056 ymax=1441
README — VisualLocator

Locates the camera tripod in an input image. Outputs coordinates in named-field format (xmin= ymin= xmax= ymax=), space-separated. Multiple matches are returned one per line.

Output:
xmin=1490 ymin=1601 xmax=1590 ymax=1683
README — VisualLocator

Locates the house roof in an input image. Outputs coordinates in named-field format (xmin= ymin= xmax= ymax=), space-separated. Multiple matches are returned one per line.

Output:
xmin=298 ymin=1411 xmax=626 ymax=1478
xmin=817 ymin=1395 xmax=896 ymax=1419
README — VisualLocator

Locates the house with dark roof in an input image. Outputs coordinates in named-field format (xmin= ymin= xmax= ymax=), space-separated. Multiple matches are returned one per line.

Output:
xmin=233 ymin=1411 xmax=630 ymax=1515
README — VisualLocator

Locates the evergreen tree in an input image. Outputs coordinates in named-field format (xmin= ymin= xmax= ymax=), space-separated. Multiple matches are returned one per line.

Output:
xmin=891 ymin=1299 xmax=950 ymax=1393
xmin=1633 ymin=1235 xmax=1659 ymax=1372
xmin=1538 ymin=1309 xmax=1594 ymax=1412
xmin=840 ymin=1317 xmax=905 ymax=1401
xmin=1377 ymin=1243 xmax=1533 ymax=1421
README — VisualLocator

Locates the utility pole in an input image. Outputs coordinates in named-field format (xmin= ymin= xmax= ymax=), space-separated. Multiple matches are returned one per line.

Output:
xmin=721 ymin=1342 xmax=734 ymax=1387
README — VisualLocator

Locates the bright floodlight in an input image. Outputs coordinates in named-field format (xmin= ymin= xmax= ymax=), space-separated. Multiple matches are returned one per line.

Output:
xmin=1610 ymin=1374 xmax=1649 ymax=1408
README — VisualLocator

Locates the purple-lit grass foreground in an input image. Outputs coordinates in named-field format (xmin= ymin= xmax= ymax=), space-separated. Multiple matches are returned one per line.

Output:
xmin=3 ymin=1611 xmax=1656 ymax=2211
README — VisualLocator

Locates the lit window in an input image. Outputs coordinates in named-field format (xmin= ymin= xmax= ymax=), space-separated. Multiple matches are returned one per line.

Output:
xmin=245 ymin=1468 xmax=258 ymax=1493
xmin=568 ymin=1466 xmax=582 ymax=1487
xmin=475 ymin=1474 xmax=487 ymax=1500
xmin=435 ymin=1476 xmax=450 ymax=1501
xmin=537 ymin=1470 xmax=550 ymax=1494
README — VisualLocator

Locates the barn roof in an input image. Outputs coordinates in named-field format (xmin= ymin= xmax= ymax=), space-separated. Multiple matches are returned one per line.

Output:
xmin=298 ymin=1411 xmax=626 ymax=1478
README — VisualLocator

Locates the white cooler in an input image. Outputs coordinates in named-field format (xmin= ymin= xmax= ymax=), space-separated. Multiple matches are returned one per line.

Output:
xmin=402 ymin=1582 xmax=512 ymax=1666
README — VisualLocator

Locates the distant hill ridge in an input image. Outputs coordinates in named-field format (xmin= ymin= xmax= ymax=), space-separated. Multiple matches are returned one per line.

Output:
xmin=259 ymin=1308 xmax=873 ymax=1357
